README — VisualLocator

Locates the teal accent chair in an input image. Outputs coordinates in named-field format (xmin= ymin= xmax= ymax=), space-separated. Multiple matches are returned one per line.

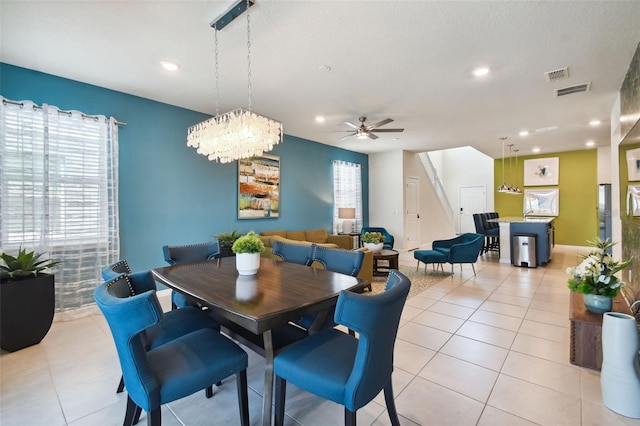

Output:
xmin=273 ymin=270 xmax=411 ymax=426
xmin=94 ymin=273 xmax=249 ymax=426
xmin=99 ymin=265 xmax=220 ymax=396
xmin=162 ymin=241 xmax=220 ymax=309
xmin=360 ymin=227 xmax=394 ymax=249
xmin=272 ymin=240 xmax=315 ymax=266
xmin=433 ymin=233 xmax=485 ymax=276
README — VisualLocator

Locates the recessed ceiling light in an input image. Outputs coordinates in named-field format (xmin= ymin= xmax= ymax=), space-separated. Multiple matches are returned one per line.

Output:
xmin=586 ymin=141 xmax=595 ymax=147
xmin=589 ymin=120 xmax=601 ymax=126
xmin=315 ymin=116 xmax=325 ymax=123
xmin=532 ymin=147 xmax=541 ymax=153
xmin=317 ymin=65 xmax=332 ymax=72
xmin=472 ymin=67 xmax=490 ymax=77
xmin=161 ymin=61 xmax=180 ymax=71
xmin=519 ymin=130 xmax=529 ymax=136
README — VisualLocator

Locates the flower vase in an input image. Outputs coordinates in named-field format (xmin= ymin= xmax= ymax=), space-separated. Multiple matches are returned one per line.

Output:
xmin=363 ymin=242 xmax=384 ymax=253
xmin=236 ymin=253 xmax=260 ymax=276
xmin=601 ymin=312 xmax=640 ymax=418
xmin=583 ymin=294 xmax=612 ymax=314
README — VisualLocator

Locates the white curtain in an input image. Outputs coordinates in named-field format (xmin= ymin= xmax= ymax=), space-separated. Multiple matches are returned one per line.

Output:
xmin=332 ymin=160 xmax=363 ymax=234
xmin=0 ymin=97 xmax=120 ymax=315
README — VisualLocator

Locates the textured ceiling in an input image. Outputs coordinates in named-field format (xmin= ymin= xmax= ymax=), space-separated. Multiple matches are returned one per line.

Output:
xmin=2 ymin=1 xmax=640 ymax=159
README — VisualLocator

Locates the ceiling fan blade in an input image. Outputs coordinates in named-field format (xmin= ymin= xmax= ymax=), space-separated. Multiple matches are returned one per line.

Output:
xmin=368 ymin=133 xmax=379 ymax=140
xmin=343 ymin=121 xmax=359 ymax=129
xmin=370 ymin=128 xmax=404 ymax=133
xmin=367 ymin=118 xmax=393 ymax=129
xmin=338 ymin=133 xmax=356 ymax=141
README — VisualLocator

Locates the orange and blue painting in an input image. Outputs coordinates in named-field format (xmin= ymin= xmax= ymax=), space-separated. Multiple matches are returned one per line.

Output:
xmin=238 ymin=155 xmax=280 ymax=219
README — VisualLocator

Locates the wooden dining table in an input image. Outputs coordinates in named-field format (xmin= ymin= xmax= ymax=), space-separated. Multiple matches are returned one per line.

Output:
xmin=152 ymin=256 xmax=366 ymax=426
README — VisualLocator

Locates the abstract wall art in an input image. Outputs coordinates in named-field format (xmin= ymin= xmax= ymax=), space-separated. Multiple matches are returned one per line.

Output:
xmin=523 ymin=157 xmax=559 ymax=186
xmin=238 ymin=155 xmax=280 ymax=219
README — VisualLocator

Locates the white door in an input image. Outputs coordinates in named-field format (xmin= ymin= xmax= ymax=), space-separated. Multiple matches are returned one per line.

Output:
xmin=459 ymin=186 xmax=485 ymax=234
xmin=405 ymin=177 xmax=420 ymax=250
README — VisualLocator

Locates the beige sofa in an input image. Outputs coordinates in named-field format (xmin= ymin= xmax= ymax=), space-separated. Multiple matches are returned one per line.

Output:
xmin=259 ymin=229 xmax=373 ymax=286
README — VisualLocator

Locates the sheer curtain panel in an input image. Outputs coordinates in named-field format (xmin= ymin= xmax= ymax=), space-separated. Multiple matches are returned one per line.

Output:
xmin=0 ymin=97 xmax=120 ymax=316
xmin=332 ymin=160 xmax=363 ymax=234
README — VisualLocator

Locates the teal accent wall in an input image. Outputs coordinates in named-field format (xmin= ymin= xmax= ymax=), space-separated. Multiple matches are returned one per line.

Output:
xmin=1 ymin=63 xmax=369 ymax=273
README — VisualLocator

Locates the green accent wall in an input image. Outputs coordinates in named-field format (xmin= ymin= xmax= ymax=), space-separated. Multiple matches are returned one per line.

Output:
xmin=494 ymin=149 xmax=598 ymax=246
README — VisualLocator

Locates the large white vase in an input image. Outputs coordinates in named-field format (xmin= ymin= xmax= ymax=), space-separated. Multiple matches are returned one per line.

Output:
xmin=236 ymin=253 xmax=260 ymax=276
xmin=601 ymin=312 xmax=640 ymax=418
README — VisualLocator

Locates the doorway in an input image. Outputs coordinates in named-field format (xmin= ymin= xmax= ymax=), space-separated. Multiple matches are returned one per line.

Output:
xmin=405 ymin=176 xmax=420 ymax=250
xmin=459 ymin=186 xmax=485 ymax=234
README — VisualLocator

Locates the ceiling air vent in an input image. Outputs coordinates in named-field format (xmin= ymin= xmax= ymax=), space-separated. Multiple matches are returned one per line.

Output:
xmin=555 ymin=82 xmax=591 ymax=97
xmin=544 ymin=67 xmax=569 ymax=82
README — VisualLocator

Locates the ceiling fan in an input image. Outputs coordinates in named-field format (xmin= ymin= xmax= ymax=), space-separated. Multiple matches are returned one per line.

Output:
xmin=337 ymin=116 xmax=404 ymax=141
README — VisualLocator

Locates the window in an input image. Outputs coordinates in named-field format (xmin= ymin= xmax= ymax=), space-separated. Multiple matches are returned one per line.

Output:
xmin=0 ymin=98 xmax=120 ymax=313
xmin=332 ymin=160 xmax=363 ymax=234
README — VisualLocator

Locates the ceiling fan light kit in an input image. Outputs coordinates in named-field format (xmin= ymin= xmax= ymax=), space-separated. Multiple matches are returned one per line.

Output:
xmin=337 ymin=116 xmax=404 ymax=141
xmin=187 ymin=0 xmax=283 ymax=163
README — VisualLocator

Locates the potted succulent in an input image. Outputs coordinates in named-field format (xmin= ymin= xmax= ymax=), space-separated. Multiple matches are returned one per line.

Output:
xmin=362 ymin=231 xmax=385 ymax=253
xmin=232 ymin=231 xmax=265 ymax=275
xmin=566 ymin=237 xmax=632 ymax=314
xmin=214 ymin=229 xmax=243 ymax=258
xmin=0 ymin=247 xmax=60 ymax=351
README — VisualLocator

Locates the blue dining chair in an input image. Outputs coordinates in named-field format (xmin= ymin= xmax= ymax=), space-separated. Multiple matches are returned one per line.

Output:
xmin=94 ymin=273 xmax=249 ymax=426
xmin=272 ymin=240 xmax=315 ymax=266
xmin=162 ymin=241 xmax=220 ymax=309
xmin=273 ymin=270 xmax=411 ymax=426
xmin=99 ymin=264 xmax=219 ymax=395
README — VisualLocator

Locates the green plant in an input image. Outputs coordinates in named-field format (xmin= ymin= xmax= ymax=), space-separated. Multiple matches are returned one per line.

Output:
xmin=214 ymin=229 xmax=243 ymax=249
xmin=362 ymin=232 xmax=384 ymax=244
xmin=232 ymin=231 xmax=265 ymax=254
xmin=567 ymin=237 xmax=632 ymax=297
xmin=0 ymin=247 xmax=60 ymax=280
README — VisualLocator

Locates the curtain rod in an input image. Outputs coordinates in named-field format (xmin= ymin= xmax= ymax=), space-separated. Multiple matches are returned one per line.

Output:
xmin=2 ymin=99 xmax=127 ymax=126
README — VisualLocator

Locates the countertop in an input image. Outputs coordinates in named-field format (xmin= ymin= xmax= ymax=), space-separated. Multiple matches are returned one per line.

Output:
xmin=488 ymin=217 xmax=554 ymax=224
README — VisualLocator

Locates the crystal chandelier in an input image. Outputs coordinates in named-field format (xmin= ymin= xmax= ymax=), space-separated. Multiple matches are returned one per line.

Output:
xmin=187 ymin=0 xmax=282 ymax=163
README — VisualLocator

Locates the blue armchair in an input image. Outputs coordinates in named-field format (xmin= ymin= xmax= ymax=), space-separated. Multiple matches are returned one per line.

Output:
xmin=273 ymin=270 xmax=411 ymax=426
xmin=94 ymin=274 xmax=249 ymax=426
xmin=360 ymin=227 xmax=394 ymax=250
xmin=162 ymin=241 xmax=220 ymax=309
xmin=433 ymin=233 xmax=485 ymax=276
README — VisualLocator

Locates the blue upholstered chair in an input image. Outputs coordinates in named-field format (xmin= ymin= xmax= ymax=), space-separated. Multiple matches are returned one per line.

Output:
xmin=360 ymin=227 xmax=394 ymax=250
xmin=162 ymin=241 xmax=220 ymax=309
xmin=272 ymin=240 xmax=314 ymax=266
xmin=273 ymin=270 xmax=411 ymax=426
xmin=99 ymin=265 xmax=220 ymax=395
xmin=433 ymin=233 xmax=485 ymax=276
xmin=94 ymin=274 xmax=249 ymax=426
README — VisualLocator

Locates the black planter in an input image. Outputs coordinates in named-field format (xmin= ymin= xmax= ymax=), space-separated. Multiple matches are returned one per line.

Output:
xmin=0 ymin=274 xmax=55 ymax=352
xmin=219 ymin=247 xmax=236 ymax=258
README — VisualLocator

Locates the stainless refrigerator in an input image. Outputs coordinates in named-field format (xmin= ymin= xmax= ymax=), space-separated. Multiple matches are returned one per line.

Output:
xmin=599 ymin=184 xmax=612 ymax=254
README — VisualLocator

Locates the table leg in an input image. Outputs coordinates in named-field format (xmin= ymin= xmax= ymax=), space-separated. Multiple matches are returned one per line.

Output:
xmin=261 ymin=329 xmax=274 ymax=426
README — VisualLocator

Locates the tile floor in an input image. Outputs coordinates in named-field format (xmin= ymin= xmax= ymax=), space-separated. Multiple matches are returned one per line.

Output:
xmin=2 ymin=246 xmax=640 ymax=425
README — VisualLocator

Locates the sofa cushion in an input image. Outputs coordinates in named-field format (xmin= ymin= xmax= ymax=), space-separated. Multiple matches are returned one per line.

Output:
xmin=305 ymin=229 xmax=329 ymax=243
xmin=261 ymin=230 xmax=287 ymax=238
xmin=286 ymin=230 xmax=307 ymax=241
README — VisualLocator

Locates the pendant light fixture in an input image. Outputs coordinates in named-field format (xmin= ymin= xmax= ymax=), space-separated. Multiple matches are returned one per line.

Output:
xmin=497 ymin=137 xmax=509 ymax=193
xmin=187 ymin=0 xmax=283 ymax=163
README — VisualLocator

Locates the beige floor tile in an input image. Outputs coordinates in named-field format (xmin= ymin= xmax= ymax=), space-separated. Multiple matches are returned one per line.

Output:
xmin=580 ymin=368 xmax=603 ymax=403
xmin=440 ymin=293 xmax=485 ymax=309
xmin=397 ymin=322 xmax=452 ymax=351
xmin=487 ymin=292 xmax=532 ymax=308
xmin=440 ymin=335 xmax=509 ymax=371
xmin=405 ymin=295 xmax=438 ymax=310
xmin=477 ymin=405 xmax=539 ymax=426
xmin=529 ymin=298 xmax=567 ymax=314
xmin=418 ymin=353 xmax=498 ymax=403
xmin=487 ymin=375 xmax=581 ymax=425
xmin=373 ymin=368 xmax=415 ymax=407
xmin=581 ymin=398 xmax=640 ymax=426
xmin=427 ymin=300 xmax=476 ymax=319
xmin=519 ymin=319 xmax=570 ymax=343
xmin=478 ymin=300 xmax=528 ymax=318
xmin=400 ymin=305 xmax=423 ymax=322
xmin=468 ymin=309 xmax=523 ymax=332
xmin=412 ymin=310 xmax=465 ymax=333
xmin=493 ymin=285 xmax=538 ymax=298
xmin=58 ymin=371 xmax=124 ymax=423
xmin=455 ymin=321 xmax=516 ymax=349
xmin=511 ymin=333 xmax=570 ymax=365
xmin=416 ymin=287 xmax=449 ymax=300
xmin=393 ymin=339 xmax=436 ymax=375
xmin=501 ymin=351 xmax=581 ymax=397
xmin=0 ymin=393 xmax=66 ymax=426
xmin=525 ymin=307 xmax=570 ymax=328
xmin=394 ymin=376 xmax=484 ymax=425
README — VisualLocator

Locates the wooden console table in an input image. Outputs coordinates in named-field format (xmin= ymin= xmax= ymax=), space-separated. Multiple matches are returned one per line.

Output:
xmin=569 ymin=291 xmax=630 ymax=370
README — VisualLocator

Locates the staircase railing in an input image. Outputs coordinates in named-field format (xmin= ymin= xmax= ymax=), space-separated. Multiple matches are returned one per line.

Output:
xmin=419 ymin=153 xmax=455 ymax=228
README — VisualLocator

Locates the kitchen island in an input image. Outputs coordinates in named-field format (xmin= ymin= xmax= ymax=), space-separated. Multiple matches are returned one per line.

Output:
xmin=488 ymin=217 xmax=554 ymax=266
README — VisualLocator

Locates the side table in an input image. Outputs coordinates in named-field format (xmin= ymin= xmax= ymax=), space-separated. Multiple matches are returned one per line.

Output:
xmin=339 ymin=232 xmax=361 ymax=250
xmin=372 ymin=249 xmax=399 ymax=277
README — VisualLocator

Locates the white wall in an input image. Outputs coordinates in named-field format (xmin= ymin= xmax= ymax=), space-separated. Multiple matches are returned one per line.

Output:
xmin=368 ymin=151 xmax=404 ymax=247
xmin=598 ymin=146 xmax=612 ymax=184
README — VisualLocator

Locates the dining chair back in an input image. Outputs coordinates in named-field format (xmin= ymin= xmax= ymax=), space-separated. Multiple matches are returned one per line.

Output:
xmin=311 ymin=245 xmax=365 ymax=277
xmin=94 ymin=274 xmax=249 ymax=426
xmin=162 ymin=241 xmax=220 ymax=309
xmin=273 ymin=270 xmax=411 ymax=426
xmin=272 ymin=240 xmax=314 ymax=266
xmin=101 ymin=259 xmax=131 ymax=281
